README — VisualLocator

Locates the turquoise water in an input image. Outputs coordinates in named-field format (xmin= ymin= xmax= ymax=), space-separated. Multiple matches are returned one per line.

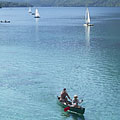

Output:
xmin=0 ymin=7 xmax=120 ymax=120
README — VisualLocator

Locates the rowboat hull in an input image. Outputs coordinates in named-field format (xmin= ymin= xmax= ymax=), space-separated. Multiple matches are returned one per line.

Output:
xmin=57 ymin=97 xmax=85 ymax=114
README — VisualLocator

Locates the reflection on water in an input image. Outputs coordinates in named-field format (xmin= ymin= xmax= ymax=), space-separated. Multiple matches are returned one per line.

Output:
xmin=85 ymin=26 xmax=90 ymax=47
xmin=35 ymin=18 xmax=39 ymax=42
xmin=68 ymin=113 xmax=85 ymax=120
xmin=0 ymin=7 xmax=120 ymax=120
xmin=61 ymin=109 xmax=85 ymax=120
xmin=35 ymin=18 xmax=39 ymax=23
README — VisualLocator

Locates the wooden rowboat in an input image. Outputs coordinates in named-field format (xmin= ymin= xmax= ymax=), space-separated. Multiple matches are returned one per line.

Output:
xmin=57 ymin=96 xmax=85 ymax=114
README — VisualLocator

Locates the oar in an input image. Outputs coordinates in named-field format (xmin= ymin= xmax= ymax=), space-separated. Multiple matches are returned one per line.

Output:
xmin=64 ymin=106 xmax=70 ymax=112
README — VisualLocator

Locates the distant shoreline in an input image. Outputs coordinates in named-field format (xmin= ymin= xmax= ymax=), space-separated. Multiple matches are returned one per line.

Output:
xmin=0 ymin=1 xmax=32 ymax=8
xmin=32 ymin=5 xmax=120 ymax=7
xmin=29 ymin=1 xmax=120 ymax=7
xmin=1 ymin=6 xmax=120 ymax=8
xmin=0 ymin=0 xmax=120 ymax=8
xmin=31 ymin=6 xmax=120 ymax=7
xmin=0 ymin=2 xmax=120 ymax=8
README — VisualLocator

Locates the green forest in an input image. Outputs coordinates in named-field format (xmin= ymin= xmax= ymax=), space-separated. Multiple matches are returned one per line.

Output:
xmin=0 ymin=1 xmax=32 ymax=8
xmin=0 ymin=0 xmax=120 ymax=7
xmin=31 ymin=0 xmax=120 ymax=7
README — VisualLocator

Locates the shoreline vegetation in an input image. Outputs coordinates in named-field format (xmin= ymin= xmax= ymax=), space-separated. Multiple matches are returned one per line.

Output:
xmin=0 ymin=2 xmax=32 ymax=8
xmin=30 ymin=0 xmax=120 ymax=7
xmin=0 ymin=0 xmax=120 ymax=8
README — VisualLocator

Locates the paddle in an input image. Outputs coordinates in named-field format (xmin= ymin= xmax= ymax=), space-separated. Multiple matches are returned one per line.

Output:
xmin=64 ymin=99 xmax=83 ymax=112
xmin=64 ymin=106 xmax=70 ymax=112
xmin=79 ymin=99 xmax=83 ymax=104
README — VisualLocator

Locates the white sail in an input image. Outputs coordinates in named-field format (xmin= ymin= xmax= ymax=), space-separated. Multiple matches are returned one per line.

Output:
xmin=35 ymin=9 xmax=40 ymax=18
xmin=28 ymin=7 xmax=32 ymax=13
xmin=85 ymin=8 xmax=90 ymax=24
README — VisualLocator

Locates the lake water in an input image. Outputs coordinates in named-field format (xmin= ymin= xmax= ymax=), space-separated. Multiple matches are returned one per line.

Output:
xmin=0 ymin=7 xmax=120 ymax=120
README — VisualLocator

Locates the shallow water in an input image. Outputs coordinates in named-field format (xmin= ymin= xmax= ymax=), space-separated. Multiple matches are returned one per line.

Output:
xmin=0 ymin=7 xmax=120 ymax=120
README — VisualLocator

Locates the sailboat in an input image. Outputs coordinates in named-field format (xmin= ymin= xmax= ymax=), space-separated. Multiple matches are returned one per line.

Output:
xmin=28 ymin=7 xmax=32 ymax=13
xmin=84 ymin=8 xmax=93 ymax=26
xmin=34 ymin=9 xmax=40 ymax=18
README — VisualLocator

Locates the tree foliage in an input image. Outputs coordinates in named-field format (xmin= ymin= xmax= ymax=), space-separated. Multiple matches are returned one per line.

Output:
xmin=31 ymin=0 xmax=120 ymax=7
xmin=0 ymin=1 xmax=32 ymax=7
xmin=0 ymin=0 xmax=120 ymax=7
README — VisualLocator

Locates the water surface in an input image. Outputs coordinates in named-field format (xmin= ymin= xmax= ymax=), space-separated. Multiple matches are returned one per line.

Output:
xmin=0 ymin=7 xmax=120 ymax=120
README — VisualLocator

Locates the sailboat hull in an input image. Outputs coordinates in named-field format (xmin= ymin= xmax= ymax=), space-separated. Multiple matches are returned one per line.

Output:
xmin=34 ymin=16 xmax=40 ymax=18
xmin=32 ymin=13 xmax=35 ymax=15
xmin=84 ymin=8 xmax=94 ymax=27
xmin=34 ymin=9 xmax=40 ymax=18
xmin=84 ymin=24 xmax=94 ymax=27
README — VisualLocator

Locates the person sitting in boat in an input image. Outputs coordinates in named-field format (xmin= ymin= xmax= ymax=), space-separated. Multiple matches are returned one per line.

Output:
xmin=60 ymin=88 xmax=72 ymax=103
xmin=72 ymin=95 xmax=83 ymax=108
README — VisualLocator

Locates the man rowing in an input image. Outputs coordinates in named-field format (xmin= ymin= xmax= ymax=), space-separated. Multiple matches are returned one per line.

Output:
xmin=60 ymin=88 xmax=72 ymax=102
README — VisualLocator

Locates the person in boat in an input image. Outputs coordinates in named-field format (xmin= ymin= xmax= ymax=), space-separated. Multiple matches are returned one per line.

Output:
xmin=72 ymin=95 xmax=83 ymax=108
xmin=60 ymin=88 xmax=72 ymax=103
